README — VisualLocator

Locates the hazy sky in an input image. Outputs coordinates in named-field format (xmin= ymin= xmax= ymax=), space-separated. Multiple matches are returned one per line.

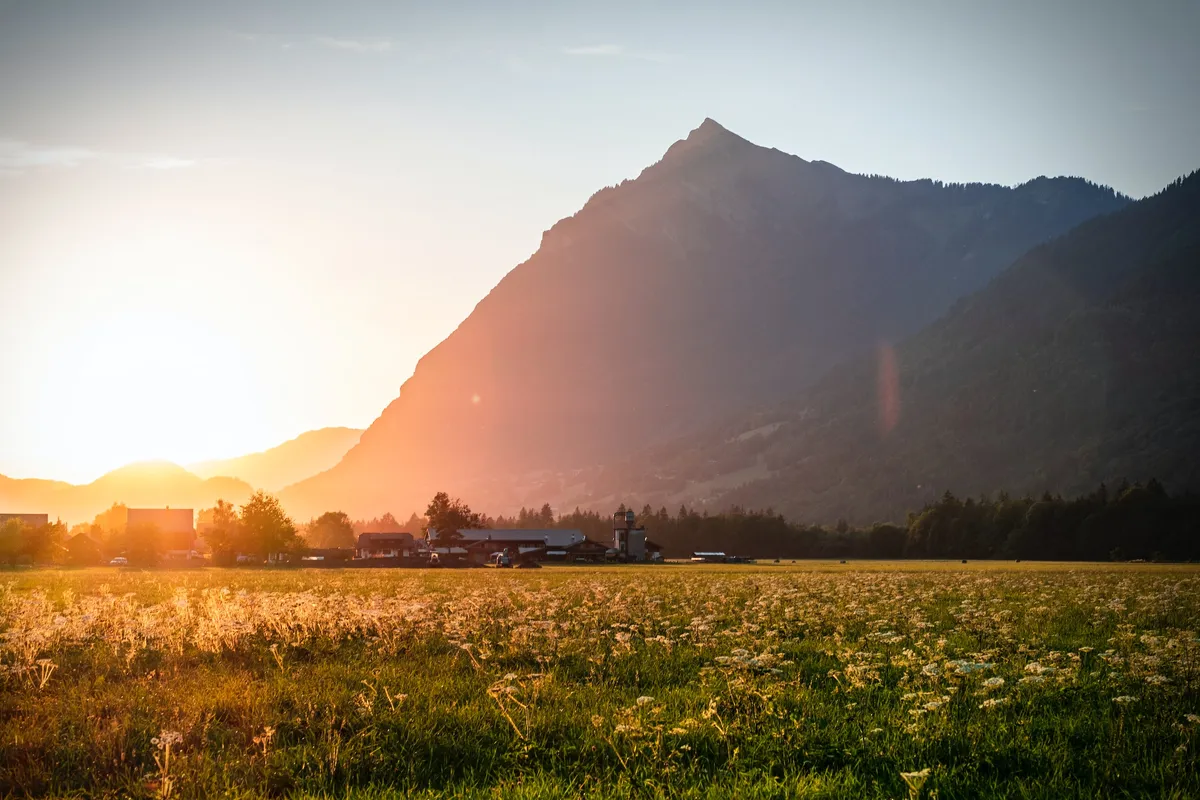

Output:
xmin=1 ymin=0 xmax=1197 ymax=483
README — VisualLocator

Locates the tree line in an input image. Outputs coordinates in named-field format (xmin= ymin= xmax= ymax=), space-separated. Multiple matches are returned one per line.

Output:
xmin=52 ymin=491 xmax=305 ymax=566
xmin=454 ymin=480 xmax=1200 ymax=561
xmin=8 ymin=479 xmax=1197 ymax=567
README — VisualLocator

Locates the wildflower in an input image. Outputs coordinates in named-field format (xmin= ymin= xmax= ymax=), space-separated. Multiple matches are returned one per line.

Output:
xmin=979 ymin=697 xmax=1009 ymax=709
xmin=152 ymin=730 xmax=183 ymax=750
xmin=1113 ymin=695 xmax=1138 ymax=705
xmin=1146 ymin=675 xmax=1169 ymax=685
xmin=921 ymin=663 xmax=940 ymax=677
xmin=982 ymin=677 xmax=1005 ymax=690
xmin=900 ymin=767 xmax=932 ymax=799
xmin=636 ymin=695 xmax=654 ymax=707
xmin=1185 ymin=714 xmax=1200 ymax=725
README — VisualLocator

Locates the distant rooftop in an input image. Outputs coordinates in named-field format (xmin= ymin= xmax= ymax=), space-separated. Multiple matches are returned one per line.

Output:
xmin=430 ymin=528 xmax=587 ymax=549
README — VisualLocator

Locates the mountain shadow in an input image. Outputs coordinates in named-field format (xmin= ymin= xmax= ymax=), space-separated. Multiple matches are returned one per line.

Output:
xmin=630 ymin=169 xmax=1200 ymax=523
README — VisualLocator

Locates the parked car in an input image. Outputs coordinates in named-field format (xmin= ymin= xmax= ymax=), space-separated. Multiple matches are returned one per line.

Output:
xmin=109 ymin=556 xmax=128 ymax=566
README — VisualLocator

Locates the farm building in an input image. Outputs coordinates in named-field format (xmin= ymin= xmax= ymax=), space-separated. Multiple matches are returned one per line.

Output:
xmin=66 ymin=532 xmax=103 ymax=566
xmin=610 ymin=510 xmax=663 ymax=562
xmin=428 ymin=528 xmax=611 ymax=564
xmin=356 ymin=532 xmax=417 ymax=559
xmin=126 ymin=508 xmax=195 ymax=550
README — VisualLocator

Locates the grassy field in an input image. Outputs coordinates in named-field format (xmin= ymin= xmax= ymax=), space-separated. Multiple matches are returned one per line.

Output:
xmin=1 ymin=563 xmax=1197 ymax=799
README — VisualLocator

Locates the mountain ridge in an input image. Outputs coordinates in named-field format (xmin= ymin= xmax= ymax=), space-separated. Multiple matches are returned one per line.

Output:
xmin=281 ymin=119 xmax=1128 ymax=519
xmin=0 ymin=462 xmax=256 ymax=526
xmin=189 ymin=427 xmax=363 ymax=491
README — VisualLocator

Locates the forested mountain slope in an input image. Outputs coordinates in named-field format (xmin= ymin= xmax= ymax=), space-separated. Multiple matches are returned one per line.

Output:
xmin=632 ymin=170 xmax=1200 ymax=523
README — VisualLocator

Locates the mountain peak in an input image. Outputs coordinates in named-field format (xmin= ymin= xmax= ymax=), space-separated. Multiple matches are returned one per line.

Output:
xmin=690 ymin=117 xmax=731 ymax=139
xmin=658 ymin=117 xmax=749 ymax=166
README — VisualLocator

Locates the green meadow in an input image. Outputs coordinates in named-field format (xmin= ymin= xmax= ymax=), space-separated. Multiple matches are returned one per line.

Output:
xmin=1 ymin=563 xmax=1197 ymax=798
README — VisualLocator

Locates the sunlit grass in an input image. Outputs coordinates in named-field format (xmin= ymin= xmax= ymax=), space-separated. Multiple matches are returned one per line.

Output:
xmin=1 ymin=563 xmax=1197 ymax=798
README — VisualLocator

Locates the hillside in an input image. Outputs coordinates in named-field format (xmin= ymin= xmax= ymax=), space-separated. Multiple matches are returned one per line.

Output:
xmin=282 ymin=118 xmax=1126 ymax=518
xmin=0 ymin=462 xmax=255 ymax=525
xmin=610 ymin=170 xmax=1200 ymax=522
xmin=189 ymin=427 xmax=363 ymax=491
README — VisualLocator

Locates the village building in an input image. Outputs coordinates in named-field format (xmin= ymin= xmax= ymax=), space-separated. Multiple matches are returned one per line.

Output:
xmin=611 ymin=510 xmax=663 ymax=562
xmin=126 ymin=508 xmax=198 ymax=559
xmin=66 ymin=531 xmax=103 ymax=566
xmin=428 ymin=528 xmax=611 ymax=564
xmin=356 ymin=532 xmax=417 ymax=559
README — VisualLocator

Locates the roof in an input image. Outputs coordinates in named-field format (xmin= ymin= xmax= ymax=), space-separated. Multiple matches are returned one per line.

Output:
xmin=436 ymin=528 xmax=587 ymax=548
xmin=127 ymin=508 xmax=193 ymax=534
xmin=357 ymin=532 xmax=414 ymax=547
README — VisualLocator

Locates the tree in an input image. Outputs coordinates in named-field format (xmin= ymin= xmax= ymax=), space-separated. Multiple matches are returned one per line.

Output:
xmin=0 ymin=519 xmax=25 ymax=566
xmin=200 ymin=500 xmax=241 ymax=565
xmin=93 ymin=503 xmax=128 ymax=538
xmin=239 ymin=491 xmax=301 ymax=559
xmin=23 ymin=520 xmax=65 ymax=564
xmin=424 ymin=492 xmax=483 ymax=546
xmin=122 ymin=522 xmax=163 ymax=566
xmin=0 ymin=519 xmax=66 ymax=565
xmin=305 ymin=511 xmax=356 ymax=549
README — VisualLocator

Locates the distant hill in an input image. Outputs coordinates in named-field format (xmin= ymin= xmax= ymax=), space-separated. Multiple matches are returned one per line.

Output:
xmin=189 ymin=427 xmax=363 ymax=491
xmin=0 ymin=462 xmax=255 ymax=525
xmin=601 ymin=169 xmax=1200 ymax=522
xmin=282 ymin=118 xmax=1126 ymax=518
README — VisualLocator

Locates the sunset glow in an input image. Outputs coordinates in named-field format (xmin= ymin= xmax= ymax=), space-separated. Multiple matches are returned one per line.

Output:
xmin=2 ymin=1 xmax=1197 ymax=490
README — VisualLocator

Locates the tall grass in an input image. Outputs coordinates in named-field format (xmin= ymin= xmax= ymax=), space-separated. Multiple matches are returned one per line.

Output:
xmin=1 ymin=563 xmax=1197 ymax=798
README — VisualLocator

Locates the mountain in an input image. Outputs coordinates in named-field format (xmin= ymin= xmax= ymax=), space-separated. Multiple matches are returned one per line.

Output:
xmin=0 ymin=462 xmax=255 ymax=525
xmin=609 ymin=169 xmax=1200 ymax=523
xmin=189 ymin=427 xmax=363 ymax=491
xmin=282 ymin=119 xmax=1127 ymax=518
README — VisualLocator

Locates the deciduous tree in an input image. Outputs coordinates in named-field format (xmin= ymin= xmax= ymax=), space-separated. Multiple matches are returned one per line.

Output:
xmin=239 ymin=491 xmax=301 ymax=558
xmin=304 ymin=511 xmax=356 ymax=549
xmin=200 ymin=499 xmax=241 ymax=565
xmin=423 ymin=492 xmax=483 ymax=546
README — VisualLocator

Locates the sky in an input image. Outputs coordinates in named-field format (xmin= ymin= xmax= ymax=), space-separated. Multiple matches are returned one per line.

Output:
xmin=1 ymin=0 xmax=1197 ymax=483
